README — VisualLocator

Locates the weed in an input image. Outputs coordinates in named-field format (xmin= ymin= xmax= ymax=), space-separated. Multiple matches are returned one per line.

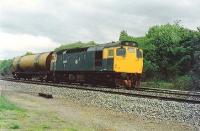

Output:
xmin=9 ymin=123 xmax=20 ymax=129
xmin=42 ymin=124 xmax=50 ymax=129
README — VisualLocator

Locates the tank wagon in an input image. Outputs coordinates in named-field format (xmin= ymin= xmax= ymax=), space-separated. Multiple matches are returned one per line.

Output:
xmin=12 ymin=41 xmax=143 ymax=89
xmin=12 ymin=52 xmax=53 ymax=80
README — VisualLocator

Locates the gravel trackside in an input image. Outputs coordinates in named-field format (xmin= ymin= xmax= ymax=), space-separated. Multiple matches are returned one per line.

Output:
xmin=1 ymin=80 xmax=200 ymax=130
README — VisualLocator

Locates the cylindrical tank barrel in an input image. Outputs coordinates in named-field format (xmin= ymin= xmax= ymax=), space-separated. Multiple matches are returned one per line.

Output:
xmin=12 ymin=52 xmax=52 ymax=72
xmin=12 ymin=56 xmax=21 ymax=72
xmin=19 ymin=54 xmax=36 ymax=71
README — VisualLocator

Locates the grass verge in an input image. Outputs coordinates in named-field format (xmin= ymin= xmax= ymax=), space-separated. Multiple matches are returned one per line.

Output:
xmin=0 ymin=95 xmax=91 ymax=130
xmin=0 ymin=96 xmax=23 ymax=111
xmin=0 ymin=96 xmax=25 ymax=129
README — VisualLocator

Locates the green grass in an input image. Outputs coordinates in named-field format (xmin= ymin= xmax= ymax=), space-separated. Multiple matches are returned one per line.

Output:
xmin=0 ymin=96 xmax=23 ymax=111
xmin=142 ymin=81 xmax=174 ymax=89
xmin=0 ymin=96 xmax=91 ymax=130
xmin=9 ymin=123 xmax=20 ymax=129
xmin=0 ymin=96 xmax=25 ymax=130
xmin=66 ymin=128 xmax=78 ymax=131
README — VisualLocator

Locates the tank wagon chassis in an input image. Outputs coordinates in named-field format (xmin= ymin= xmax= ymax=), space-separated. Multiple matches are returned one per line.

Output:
xmin=12 ymin=41 xmax=143 ymax=90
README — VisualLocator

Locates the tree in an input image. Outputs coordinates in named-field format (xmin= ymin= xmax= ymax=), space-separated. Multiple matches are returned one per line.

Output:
xmin=24 ymin=51 xmax=34 ymax=56
xmin=54 ymin=41 xmax=96 ymax=51
xmin=119 ymin=30 xmax=128 ymax=41
xmin=119 ymin=30 xmax=135 ymax=42
xmin=145 ymin=24 xmax=194 ymax=79
xmin=197 ymin=27 xmax=200 ymax=32
xmin=0 ymin=59 xmax=13 ymax=75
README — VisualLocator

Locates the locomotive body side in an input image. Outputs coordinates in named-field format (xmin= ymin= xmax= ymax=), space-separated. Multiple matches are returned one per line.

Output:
xmin=52 ymin=41 xmax=143 ymax=89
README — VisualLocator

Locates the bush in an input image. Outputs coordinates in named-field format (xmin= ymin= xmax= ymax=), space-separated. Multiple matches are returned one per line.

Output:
xmin=173 ymin=75 xmax=192 ymax=90
xmin=0 ymin=59 xmax=13 ymax=75
xmin=54 ymin=41 xmax=96 ymax=51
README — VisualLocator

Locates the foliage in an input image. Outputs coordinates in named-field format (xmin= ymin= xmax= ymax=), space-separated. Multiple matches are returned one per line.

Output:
xmin=131 ymin=23 xmax=200 ymax=81
xmin=142 ymin=81 xmax=174 ymax=89
xmin=119 ymin=30 xmax=136 ymax=42
xmin=189 ymin=51 xmax=200 ymax=90
xmin=0 ymin=59 xmax=13 ymax=76
xmin=173 ymin=75 xmax=192 ymax=90
xmin=121 ymin=24 xmax=199 ymax=90
xmin=145 ymin=24 xmax=189 ymax=79
xmin=55 ymin=41 xmax=97 ymax=51
xmin=24 ymin=51 xmax=34 ymax=56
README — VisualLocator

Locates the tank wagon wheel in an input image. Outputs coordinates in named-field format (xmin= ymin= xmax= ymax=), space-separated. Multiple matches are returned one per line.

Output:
xmin=45 ymin=79 xmax=49 ymax=83
xmin=91 ymin=82 xmax=96 ymax=87
xmin=52 ymin=72 xmax=60 ymax=83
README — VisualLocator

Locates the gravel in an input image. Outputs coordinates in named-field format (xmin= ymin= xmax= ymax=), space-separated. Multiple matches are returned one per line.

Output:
xmin=1 ymin=80 xmax=200 ymax=128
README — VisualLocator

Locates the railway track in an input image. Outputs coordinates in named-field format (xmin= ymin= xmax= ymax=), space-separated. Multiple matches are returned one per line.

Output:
xmin=140 ymin=87 xmax=200 ymax=97
xmin=1 ymin=77 xmax=200 ymax=104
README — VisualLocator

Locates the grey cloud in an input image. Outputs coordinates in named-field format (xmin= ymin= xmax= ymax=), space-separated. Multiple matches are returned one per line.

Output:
xmin=1 ymin=0 xmax=200 ymax=44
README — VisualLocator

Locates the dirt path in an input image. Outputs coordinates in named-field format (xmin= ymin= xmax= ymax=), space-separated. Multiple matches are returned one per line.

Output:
xmin=2 ymin=90 xmax=195 ymax=131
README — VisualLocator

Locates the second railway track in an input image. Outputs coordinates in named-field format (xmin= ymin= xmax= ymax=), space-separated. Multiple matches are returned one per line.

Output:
xmin=1 ymin=77 xmax=200 ymax=104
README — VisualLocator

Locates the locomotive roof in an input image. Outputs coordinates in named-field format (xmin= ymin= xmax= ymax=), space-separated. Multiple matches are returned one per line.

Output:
xmin=56 ymin=41 xmax=138 ymax=53
xmin=97 ymin=40 xmax=138 ymax=48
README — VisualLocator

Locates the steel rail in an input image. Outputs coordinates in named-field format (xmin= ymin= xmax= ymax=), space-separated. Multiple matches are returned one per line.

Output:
xmin=1 ymin=77 xmax=200 ymax=104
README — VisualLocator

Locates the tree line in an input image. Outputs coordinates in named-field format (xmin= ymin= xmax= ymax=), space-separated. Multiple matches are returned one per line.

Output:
xmin=120 ymin=23 xmax=199 ymax=90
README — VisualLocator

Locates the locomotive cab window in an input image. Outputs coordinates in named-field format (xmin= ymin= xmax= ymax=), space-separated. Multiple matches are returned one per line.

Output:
xmin=116 ymin=48 xmax=126 ymax=56
xmin=108 ymin=49 xmax=114 ymax=57
xmin=136 ymin=49 xmax=143 ymax=58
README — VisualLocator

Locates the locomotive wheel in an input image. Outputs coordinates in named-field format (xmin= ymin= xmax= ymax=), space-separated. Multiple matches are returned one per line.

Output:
xmin=135 ymin=80 xmax=141 ymax=90
xmin=53 ymin=77 xmax=60 ymax=83
xmin=106 ymin=77 xmax=117 ymax=88
xmin=79 ymin=82 xmax=84 ymax=86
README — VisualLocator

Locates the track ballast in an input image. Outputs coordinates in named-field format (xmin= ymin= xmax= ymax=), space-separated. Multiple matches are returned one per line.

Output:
xmin=1 ymin=77 xmax=200 ymax=104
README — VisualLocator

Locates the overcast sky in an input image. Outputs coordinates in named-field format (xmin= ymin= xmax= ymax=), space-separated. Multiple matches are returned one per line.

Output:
xmin=0 ymin=0 xmax=200 ymax=59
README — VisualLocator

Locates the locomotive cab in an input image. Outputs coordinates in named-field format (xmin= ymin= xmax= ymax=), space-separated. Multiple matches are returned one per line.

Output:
xmin=102 ymin=41 xmax=143 ymax=89
xmin=103 ymin=41 xmax=143 ymax=74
